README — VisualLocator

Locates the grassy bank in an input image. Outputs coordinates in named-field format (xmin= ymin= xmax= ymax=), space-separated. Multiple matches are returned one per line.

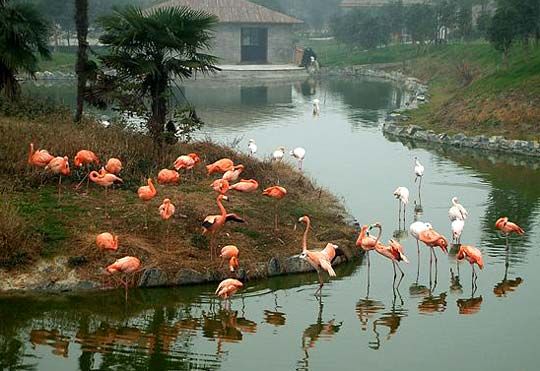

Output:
xmin=304 ymin=40 xmax=540 ymax=140
xmin=38 ymin=52 xmax=77 ymax=72
xmin=0 ymin=110 xmax=355 ymax=288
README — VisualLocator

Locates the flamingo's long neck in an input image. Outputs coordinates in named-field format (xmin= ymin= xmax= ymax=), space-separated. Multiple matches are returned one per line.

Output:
xmin=373 ymin=225 xmax=382 ymax=245
xmin=89 ymin=171 xmax=98 ymax=181
xmin=217 ymin=197 xmax=227 ymax=217
xmin=148 ymin=179 xmax=156 ymax=194
xmin=356 ymin=227 xmax=367 ymax=246
xmin=302 ymin=218 xmax=310 ymax=252
xmin=28 ymin=143 xmax=34 ymax=163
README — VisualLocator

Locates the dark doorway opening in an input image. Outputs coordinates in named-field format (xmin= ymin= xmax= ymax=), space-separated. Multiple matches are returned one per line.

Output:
xmin=241 ymin=28 xmax=268 ymax=63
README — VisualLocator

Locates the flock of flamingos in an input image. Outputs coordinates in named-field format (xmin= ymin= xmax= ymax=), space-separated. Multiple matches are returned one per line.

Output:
xmin=27 ymin=140 xmax=525 ymax=302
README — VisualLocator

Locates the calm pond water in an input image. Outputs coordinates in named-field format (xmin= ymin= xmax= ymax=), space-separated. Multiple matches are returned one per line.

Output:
xmin=3 ymin=77 xmax=540 ymax=370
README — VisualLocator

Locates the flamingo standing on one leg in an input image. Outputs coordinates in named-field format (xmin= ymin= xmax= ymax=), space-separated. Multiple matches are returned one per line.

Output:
xmin=449 ymin=197 xmax=468 ymax=221
xmin=220 ymin=245 xmax=240 ymax=274
xmin=28 ymin=143 xmax=54 ymax=168
xmin=414 ymin=157 xmax=424 ymax=192
xmin=356 ymin=223 xmax=384 ymax=270
xmin=495 ymin=217 xmax=524 ymax=250
xmin=74 ymin=150 xmax=100 ymax=191
xmin=159 ymin=198 xmax=175 ymax=243
xmin=215 ymin=278 xmax=243 ymax=300
xmin=456 ymin=245 xmax=483 ymax=292
xmin=202 ymin=194 xmax=245 ymax=260
xmin=138 ymin=178 xmax=157 ymax=228
xmin=393 ymin=186 xmax=409 ymax=227
xmin=298 ymin=215 xmax=339 ymax=296
xmin=290 ymin=147 xmax=306 ymax=170
xmin=45 ymin=156 xmax=71 ymax=198
xmin=262 ymin=186 xmax=287 ymax=231
xmin=374 ymin=239 xmax=409 ymax=285
xmin=105 ymin=256 xmax=141 ymax=301
xmin=409 ymin=221 xmax=433 ymax=281
xmin=96 ymin=232 xmax=119 ymax=251
xmin=248 ymin=139 xmax=257 ymax=157
xmin=418 ymin=227 xmax=448 ymax=287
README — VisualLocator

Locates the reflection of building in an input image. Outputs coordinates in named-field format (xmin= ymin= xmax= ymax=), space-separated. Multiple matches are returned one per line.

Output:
xmin=340 ymin=0 xmax=426 ymax=9
xmin=152 ymin=0 xmax=303 ymax=64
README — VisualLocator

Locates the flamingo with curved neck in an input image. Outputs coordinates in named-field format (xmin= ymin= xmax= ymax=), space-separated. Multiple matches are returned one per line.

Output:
xmin=28 ymin=143 xmax=54 ymax=167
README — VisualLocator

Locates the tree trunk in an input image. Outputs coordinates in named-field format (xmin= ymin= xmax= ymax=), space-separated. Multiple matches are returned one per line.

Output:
xmin=149 ymin=73 xmax=168 ymax=152
xmin=74 ymin=0 xmax=88 ymax=124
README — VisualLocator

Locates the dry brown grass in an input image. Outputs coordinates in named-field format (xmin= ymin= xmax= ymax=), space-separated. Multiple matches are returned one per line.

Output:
xmin=0 ymin=113 xmax=356 ymax=281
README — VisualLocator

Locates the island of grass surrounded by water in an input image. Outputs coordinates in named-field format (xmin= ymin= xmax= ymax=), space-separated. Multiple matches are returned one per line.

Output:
xmin=0 ymin=109 xmax=359 ymax=293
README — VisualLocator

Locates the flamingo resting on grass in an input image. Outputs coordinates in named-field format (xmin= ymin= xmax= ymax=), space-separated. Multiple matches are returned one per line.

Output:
xmin=220 ymin=245 xmax=240 ymax=273
xmin=28 ymin=143 xmax=54 ymax=167
xmin=96 ymin=232 xmax=119 ymax=251
xmin=456 ymin=245 xmax=483 ymax=292
xmin=495 ymin=217 xmax=524 ymax=250
xmin=159 ymin=198 xmax=175 ymax=221
xmin=105 ymin=256 xmax=141 ymax=301
xmin=230 ymin=179 xmax=259 ymax=193
xmin=206 ymin=158 xmax=234 ymax=175
xmin=262 ymin=186 xmax=287 ymax=231
xmin=211 ymin=178 xmax=230 ymax=195
xmin=215 ymin=278 xmax=243 ymax=299
xmin=298 ymin=215 xmax=339 ymax=296
xmin=222 ymin=165 xmax=245 ymax=183
xmin=157 ymin=169 xmax=180 ymax=185
xmin=202 ymin=194 xmax=245 ymax=260
xmin=173 ymin=153 xmax=200 ymax=171
xmin=105 ymin=158 xmax=122 ymax=175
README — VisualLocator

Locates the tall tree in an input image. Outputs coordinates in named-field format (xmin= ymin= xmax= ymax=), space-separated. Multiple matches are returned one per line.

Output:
xmin=89 ymin=6 xmax=219 ymax=148
xmin=0 ymin=0 xmax=50 ymax=100
xmin=74 ymin=0 xmax=89 ymax=123
xmin=488 ymin=5 xmax=519 ymax=67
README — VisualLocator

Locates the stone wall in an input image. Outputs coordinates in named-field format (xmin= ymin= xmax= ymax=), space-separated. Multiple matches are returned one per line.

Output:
xmin=213 ymin=24 xmax=241 ymax=64
xmin=267 ymin=24 xmax=295 ymax=64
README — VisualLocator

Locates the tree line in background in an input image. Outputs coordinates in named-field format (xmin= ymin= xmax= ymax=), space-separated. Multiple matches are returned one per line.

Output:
xmin=330 ymin=0 xmax=540 ymax=59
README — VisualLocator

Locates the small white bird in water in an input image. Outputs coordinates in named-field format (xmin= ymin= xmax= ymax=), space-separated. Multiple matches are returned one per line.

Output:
xmin=393 ymin=186 xmax=409 ymax=222
xmin=312 ymin=99 xmax=320 ymax=116
xmin=248 ymin=139 xmax=257 ymax=157
xmin=414 ymin=157 xmax=424 ymax=184
xmin=451 ymin=219 xmax=465 ymax=244
xmin=448 ymin=197 xmax=468 ymax=221
xmin=290 ymin=147 xmax=306 ymax=170
xmin=272 ymin=147 xmax=285 ymax=162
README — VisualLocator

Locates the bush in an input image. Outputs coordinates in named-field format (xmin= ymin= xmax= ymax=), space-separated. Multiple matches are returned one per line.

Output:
xmin=0 ymin=198 xmax=41 ymax=268
xmin=0 ymin=94 xmax=69 ymax=119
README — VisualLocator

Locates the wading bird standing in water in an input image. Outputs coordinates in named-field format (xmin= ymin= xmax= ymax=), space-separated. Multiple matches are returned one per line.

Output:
xmin=409 ymin=221 xmax=433 ymax=281
xmin=356 ymin=223 xmax=383 ymax=270
xmin=374 ymin=238 xmax=409 ymax=284
xmin=298 ymin=215 xmax=339 ymax=296
xmin=202 ymin=194 xmax=245 ymax=260
xmin=418 ymin=226 xmax=448 ymax=287
xmin=456 ymin=245 xmax=483 ymax=292
xmin=313 ymin=99 xmax=320 ymax=116
xmin=215 ymin=278 xmax=243 ymax=300
xmin=495 ymin=217 xmax=524 ymax=250
xmin=106 ymin=256 xmax=141 ymax=301
xmin=414 ymin=157 xmax=424 ymax=192
xmin=449 ymin=197 xmax=468 ymax=221
xmin=451 ymin=219 xmax=465 ymax=244
xmin=262 ymin=186 xmax=287 ymax=230
xmin=138 ymin=178 xmax=157 ymax=228
xmin=393 ymin=186 xmax=409 ymax=228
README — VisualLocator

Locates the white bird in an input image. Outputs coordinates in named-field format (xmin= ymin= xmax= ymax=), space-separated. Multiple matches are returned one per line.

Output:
xmin=248 ymin=139 xmax=257 ymax=157
xmin=448 ymin=197 xmax=468 ymax=221
xmin=312 ymin=99 xmax=320 ymax=116
xmin=272 ymin=147 xmax=285 ymax=162
xmin=451 ymin=219 xmax=465 ymax=244
xmin=290 ymin=147 xmax=306 ymax=170
xmin=393 ymin=186 xmax=409 ymax=225
xmin=409 ymin=221 xmax=433 ymax=240
xmin=414 ymin=157 xmax=424 ymax=186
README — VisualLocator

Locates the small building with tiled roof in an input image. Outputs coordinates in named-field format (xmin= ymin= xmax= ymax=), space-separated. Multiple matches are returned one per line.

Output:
xmin=152 ymin=0 xmax=303 ymax=64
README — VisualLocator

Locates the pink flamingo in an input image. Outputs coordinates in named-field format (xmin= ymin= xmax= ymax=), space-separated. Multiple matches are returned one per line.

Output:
xmin=230 ymin=179 xmax=259 ymax=193
xmin=215 ymin=278 xmax=243 ymax=299
xmin=105 ymin=256 xmax=141 ymax=300
xmin=457 ymin=245 xmax=484 ymax=291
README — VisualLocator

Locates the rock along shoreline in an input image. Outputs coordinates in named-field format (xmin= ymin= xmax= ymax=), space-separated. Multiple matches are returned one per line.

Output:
xmin=319 ymin=64 xmax=540 ymax=158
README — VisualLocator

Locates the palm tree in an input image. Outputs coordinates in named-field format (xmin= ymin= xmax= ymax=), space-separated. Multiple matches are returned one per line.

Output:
xmin=91 ymin=6 xmax=219 ymax=148
xmin=74 ymin=0 xmax=89 ymax=123
xmin=0 ymin=0 xmax=51 ymax=100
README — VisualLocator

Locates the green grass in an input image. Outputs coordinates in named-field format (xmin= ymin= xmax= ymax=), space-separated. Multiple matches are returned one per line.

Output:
xmin=38 ymin=52 xmax=76 ymax=72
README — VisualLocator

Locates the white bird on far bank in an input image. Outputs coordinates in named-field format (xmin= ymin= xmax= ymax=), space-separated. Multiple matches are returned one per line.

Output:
xmin=290 ymin=147 xmax=306 ymax=170
xmin=272 ymin=147 xmax=285 ymax=162
xmin=248 ymin=139 xmax=257 ymax=157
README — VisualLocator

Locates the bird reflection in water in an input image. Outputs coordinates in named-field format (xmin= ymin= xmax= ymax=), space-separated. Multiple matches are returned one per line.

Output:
xmin=30 ymin=329 xmax=70 ymax=357
xmin=264 ymin=292 xmax=286 ymax=328
xmin=356 ymin=297 xmax=384 ymax=332
xmin=457 ymin=296 xmax=483 ymax=315
xmin=418 ymin=292 xmax=447 ymax=315
xmin=202 ymin=309 xmax=257 ymax=355
xmin=369 ymin=286 xmax=408 ymax=350
xmin=494 ymin=252 xmax=524 ymax=297
xmin=298 ymin=297 xmax=342 ymax=370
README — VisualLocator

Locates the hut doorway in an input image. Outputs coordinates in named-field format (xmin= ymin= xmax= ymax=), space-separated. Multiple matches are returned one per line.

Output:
xmin=241 ymin=28 xmax=268 ymax=63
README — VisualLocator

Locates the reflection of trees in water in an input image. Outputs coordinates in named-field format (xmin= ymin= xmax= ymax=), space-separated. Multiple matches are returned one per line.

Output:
xmin=385 ymin=136 xmax=540 ymax=266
